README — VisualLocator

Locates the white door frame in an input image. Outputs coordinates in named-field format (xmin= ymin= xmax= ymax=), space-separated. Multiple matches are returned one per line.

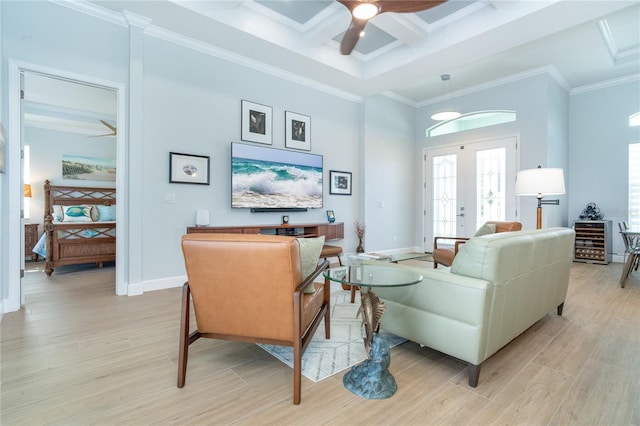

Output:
xmin=422 ymin=134 xmax=520 ymax=252
xmin=6 ymin=59 xmax=128 ymax=312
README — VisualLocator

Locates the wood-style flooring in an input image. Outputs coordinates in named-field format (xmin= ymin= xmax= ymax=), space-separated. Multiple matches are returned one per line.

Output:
xmin=1 ymin=260 xmax=639 ymax=425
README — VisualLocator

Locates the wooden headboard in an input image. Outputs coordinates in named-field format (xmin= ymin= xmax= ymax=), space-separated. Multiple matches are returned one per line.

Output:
xmin=44 ymin=179 xmax=116 ymax=220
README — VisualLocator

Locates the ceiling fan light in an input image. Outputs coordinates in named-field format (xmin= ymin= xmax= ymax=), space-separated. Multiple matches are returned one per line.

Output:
xmin=353 ymin=3 xmax=379 ymax=20
xmin=431 ymin=111 xmax=461 ymax=121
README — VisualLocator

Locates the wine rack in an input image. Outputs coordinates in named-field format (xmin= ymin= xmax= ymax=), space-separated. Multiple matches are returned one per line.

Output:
xmin=573 ymin=220 xmax=612 ymax=264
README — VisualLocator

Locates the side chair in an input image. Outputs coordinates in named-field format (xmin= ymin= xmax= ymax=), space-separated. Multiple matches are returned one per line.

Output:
xmin=433 ymin=221 xmax=523 ymax=268
xmin=179 ymin=233 xmax=331 ymax=405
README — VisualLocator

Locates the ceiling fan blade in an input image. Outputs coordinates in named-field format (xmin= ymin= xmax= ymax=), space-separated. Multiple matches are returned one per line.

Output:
xmin=100 ymin=120 xmax=117 ymax=133
xmin=377 ymin=0 xmax=447 ymax=14
xmin=88 ymin=133 xmax=115 ymax=138
xmin=340 ymin=17 xmax=368 ymax=55
xmin=337 ymin=0 xmax=448 ymax=55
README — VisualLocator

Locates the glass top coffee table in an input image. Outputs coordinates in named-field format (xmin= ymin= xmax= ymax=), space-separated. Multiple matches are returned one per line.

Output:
xmin=323 ymin=264 xmax=423 ymax=399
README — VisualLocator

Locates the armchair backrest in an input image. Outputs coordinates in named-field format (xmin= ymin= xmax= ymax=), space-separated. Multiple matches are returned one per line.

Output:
xmin=486 ymin=221 xmax=522 ymax=233
xmin=181 ymin=233 xmax=303 ymax=342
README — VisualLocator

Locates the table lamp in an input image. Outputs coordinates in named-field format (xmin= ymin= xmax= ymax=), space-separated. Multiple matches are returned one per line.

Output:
xmin=24 ymin=184 xmax=32 ymax=198
xmin=515 ymin=166 xmax=565 ymax=229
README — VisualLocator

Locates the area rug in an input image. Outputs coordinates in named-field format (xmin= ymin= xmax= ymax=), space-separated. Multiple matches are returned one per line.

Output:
xmin=257 ymin=283 xmax=407 ymax=382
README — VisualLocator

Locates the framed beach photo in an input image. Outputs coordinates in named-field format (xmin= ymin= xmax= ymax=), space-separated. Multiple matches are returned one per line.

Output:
xmin=285 ymin=111 xmax=311 ymax=151
xmin=329 ymin=170 xmax=352 ymax=195
xmin=241 ymin=100 xmax=272 ymax=145
xmin=169 ymin=152 xmax=210 ymax=185
xmin=326 ymin=210 xmax=335 ymax=223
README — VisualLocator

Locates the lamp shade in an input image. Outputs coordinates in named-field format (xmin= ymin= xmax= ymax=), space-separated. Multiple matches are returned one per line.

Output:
xmin=24 ymin=184 xmax=32 ymax=198
xmin=515 ymin=167 xmax=565 ymax=196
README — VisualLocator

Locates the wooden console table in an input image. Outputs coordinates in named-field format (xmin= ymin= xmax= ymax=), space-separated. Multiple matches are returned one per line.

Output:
xmin=187 ymin=222 xmax=344 ymax=241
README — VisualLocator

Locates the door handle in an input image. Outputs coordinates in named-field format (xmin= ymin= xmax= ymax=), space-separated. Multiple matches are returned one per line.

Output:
xmin=456 ymin=214 xmax=465 ymax=217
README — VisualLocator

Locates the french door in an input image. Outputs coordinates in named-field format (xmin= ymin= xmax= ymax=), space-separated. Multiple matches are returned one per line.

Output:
xmin=424 ymin=136 xmax=518 ymax=251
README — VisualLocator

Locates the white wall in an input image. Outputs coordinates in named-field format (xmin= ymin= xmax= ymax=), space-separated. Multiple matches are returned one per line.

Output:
xmin=140 ymin=36 xmax=363 ymax=281
xmin=569 ymin=79 xmax=640 ymax=258
xmin=362 ymin=95 xmax=417 ymax=253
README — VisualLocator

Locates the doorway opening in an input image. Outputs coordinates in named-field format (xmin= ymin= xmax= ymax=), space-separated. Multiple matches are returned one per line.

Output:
xmin=7 ymin=60 xmax=127 ymax=312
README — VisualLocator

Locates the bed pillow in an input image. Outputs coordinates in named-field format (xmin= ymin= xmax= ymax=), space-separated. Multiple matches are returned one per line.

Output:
xmin=62 ymin=205 xmax=95 ymax=222
xmin=96 ymin=205 xmax=116 ymax=222
xmin=51 ymin=205 xmax=64 ymax=222
xmin=297 ymin=236 xmax=325 ymax=294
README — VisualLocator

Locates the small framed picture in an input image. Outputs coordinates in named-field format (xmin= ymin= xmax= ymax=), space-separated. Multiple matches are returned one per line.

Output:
xmin=329 ymin=170 xmax=352 ymax=195
xmin=282 ymin=215 xmax=289 ymax=225
xmin=285 ymin=111 xmax=311 ymax=151
xmin=241 ymin=100 xmax=272 ymax=145
xmin=326 ymin=210 xmax=335 ymax=223
xmin=169 ymin=152 xmax=210 ymax=185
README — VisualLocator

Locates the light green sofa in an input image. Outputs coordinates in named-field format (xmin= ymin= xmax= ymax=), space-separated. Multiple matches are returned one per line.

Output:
xmin=374 ymin=227 xmax=575 ymax=387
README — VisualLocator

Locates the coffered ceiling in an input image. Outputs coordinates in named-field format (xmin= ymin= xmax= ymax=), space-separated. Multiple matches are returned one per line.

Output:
xmin=75 ymin=0 xmax=640 ymax=104
xmin=26 ymin=0 xmax=639 ymax=136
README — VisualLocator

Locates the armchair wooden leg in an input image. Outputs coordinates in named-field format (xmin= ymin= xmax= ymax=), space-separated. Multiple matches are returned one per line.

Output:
xmin=293 ymin=341 xmax=302 ymax=405
xmin=350 ymin=285 xmax=360 ymax=303
xmin=557 ymin=302 xmax=564 ymax=316
xmin=177 ymin=283 xmax=191 ymax=388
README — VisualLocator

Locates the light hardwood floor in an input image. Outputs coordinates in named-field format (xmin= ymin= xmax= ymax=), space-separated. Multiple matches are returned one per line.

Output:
xmin=2 ymin=260 xmax=639 ymax=425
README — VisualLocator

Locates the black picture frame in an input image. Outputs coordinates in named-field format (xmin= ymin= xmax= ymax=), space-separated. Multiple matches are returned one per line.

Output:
xmin=329 ymin=170 xmax=352 ymax=195
xmin=169 ymin=152 xmax=210 ymax=185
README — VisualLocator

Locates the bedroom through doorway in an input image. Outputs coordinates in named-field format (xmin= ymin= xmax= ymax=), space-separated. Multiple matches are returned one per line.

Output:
xmin=8 ymin=63 xmax=126 ymax=309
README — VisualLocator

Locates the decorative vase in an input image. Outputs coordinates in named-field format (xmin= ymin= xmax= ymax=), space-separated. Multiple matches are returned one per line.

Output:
xmin=356 ymin=237 xmax=365 ymax=253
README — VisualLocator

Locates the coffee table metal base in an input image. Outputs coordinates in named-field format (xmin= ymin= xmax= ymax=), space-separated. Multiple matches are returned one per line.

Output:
xmin=342 ymin=334 xmax=397 ymax=399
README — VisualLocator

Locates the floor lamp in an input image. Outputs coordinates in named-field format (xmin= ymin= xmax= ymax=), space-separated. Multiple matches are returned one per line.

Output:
xmin=515 ymin=166 xmax=565 ymax=229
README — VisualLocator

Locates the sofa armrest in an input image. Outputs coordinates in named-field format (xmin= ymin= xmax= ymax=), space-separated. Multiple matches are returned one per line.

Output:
xmin=373 ymin=263 xmax=491 ymax=326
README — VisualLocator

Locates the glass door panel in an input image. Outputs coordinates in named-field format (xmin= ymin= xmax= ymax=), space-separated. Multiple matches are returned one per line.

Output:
xmin=424 ymin=136 xmax=517 ymax=252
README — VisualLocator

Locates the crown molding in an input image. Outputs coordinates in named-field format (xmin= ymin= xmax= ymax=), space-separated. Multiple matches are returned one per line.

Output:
xmin=51 ymin=0 xmax=363 ymax=104
xmin=570 ymin=73 xmax=640 ymax=95
xmin=416 ymin=65 xmax=570 ymax=108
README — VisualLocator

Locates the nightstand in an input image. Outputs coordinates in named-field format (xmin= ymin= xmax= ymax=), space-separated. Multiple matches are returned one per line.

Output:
xmin=24 ymin=223 xmax=39 ymax=261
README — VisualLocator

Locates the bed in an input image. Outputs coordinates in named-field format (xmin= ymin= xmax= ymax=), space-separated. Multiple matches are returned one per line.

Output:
xmin=39 ymin=180 xmax=116 ymax=276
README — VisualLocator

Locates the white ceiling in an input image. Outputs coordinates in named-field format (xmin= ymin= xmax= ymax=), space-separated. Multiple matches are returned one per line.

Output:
xmin=28 ymin=0 xmax=640 ymax=131
xmin=81 ymin=0 xmax=640 ymax=103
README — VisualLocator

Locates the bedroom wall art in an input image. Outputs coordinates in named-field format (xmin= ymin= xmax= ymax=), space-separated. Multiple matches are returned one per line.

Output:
xmin=62 ymin=154 xmax=116 ymax=181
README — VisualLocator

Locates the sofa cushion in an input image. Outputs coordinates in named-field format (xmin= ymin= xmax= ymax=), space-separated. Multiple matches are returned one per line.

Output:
xmin=474 ymin=223 xmax=496 ymax=237
xmin=297 ymin=236 xmax=325 ymax=293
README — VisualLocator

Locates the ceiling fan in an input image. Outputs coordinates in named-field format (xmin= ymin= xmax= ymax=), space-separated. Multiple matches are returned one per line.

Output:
xmin=337 ymin=0 xmax=447 ymax=55
xmin=90 ymin=120 xmax=117 ymax=138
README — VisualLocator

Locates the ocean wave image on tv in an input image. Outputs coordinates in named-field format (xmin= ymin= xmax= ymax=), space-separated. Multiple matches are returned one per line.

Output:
xmin=232 ymin=145 xmax=323 ymax=209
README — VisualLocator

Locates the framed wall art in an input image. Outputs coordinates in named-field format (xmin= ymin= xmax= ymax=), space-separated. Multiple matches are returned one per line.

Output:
xmin=169 ymin=152 xmax=210 ymax=185
xmin=285 ymin=111 xmax=311 ymax=151
xmin=241 ymin=100 xmax=272 ymax=145
xmin=329 ymin=170 xmax=352 ymax=195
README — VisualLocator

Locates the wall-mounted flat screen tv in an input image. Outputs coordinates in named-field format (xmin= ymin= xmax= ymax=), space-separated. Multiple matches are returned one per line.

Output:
xmin=231 ymin=142 xmax=323 ymax=212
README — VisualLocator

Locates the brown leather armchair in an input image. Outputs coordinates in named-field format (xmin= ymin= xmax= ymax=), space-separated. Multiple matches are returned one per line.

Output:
xmin=179 ymin=233 xmax=331 ymax=405
xmin=432 ymin=221 xmax=522 ymax=268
